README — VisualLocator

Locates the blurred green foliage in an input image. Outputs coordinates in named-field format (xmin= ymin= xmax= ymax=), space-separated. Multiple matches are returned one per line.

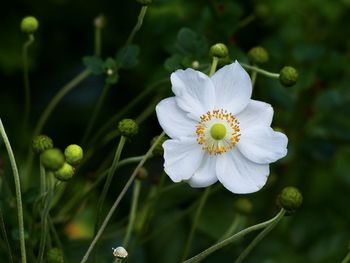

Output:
xmin=1 ymin=0 xmax=350 ymax=262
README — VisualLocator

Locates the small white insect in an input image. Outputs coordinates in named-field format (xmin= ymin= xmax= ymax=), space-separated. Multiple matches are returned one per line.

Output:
xmin=112 ymin=246 xmax=128 ymax=259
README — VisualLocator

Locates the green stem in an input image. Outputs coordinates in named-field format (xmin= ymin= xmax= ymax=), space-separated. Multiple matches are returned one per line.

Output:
xmin=40 ymin=160 xmax=46 ymax=203
xmin=94 ymin=25 xmax=102 ymax=56
xmin=209 ymin=57 xmax=219 ymax=76
xmin=0 ymin=207 xmax=14 ymax=263
xmin=80 ymin=132 xmax=165 ymax=263
xmin=123 ymin=179 xmax=141 ymax=248
xmin=219 ymin=214 xmax=241 ymax=241
xmin=81 ymin=82 xmax=111 ymax=146
xmin=125 ymin=6 xmax=148 ymax=47
xmin=240 ymin=63 xmax=279 ymax=79
xmin=181 ymin=187 xmax=211 ymax=261
xmin=234 ymin=210 xmax=286 ymax=263
xmin=237 ymin=14 xmax=256 ymax=28
xmin=22 ymin=34 xmax=35 ymax=128
xmin=88 ymin=74 xmax=167 ymax=150
xmin=341 ymin=251 xmax=350 ymax=263
xmin=95 ymin=136 xmax=126 ymax=230
xmin=0 ymin=118 xmax=27 ymax=263
xmin=251 ymin=64 xmax=258 ymax=88
xmin=183 ymin=209 xmax=285 ymax=263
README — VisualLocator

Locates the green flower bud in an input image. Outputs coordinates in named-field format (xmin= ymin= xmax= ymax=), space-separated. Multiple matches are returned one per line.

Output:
xmin=47 ymin=247 xmax=64 ymax=263
xmin=234 ymin=198 xmax=253 ymax=215
xmin=277 ymin=186 xmax=303 ymax=214
xmin=279 ymin=66 xmax=298 ymax=87
xmin=248 ymin=46 xmax=269 ymax=64
xmin=118 ymin=119 xmax=138 ymax=138
xmin=54 ymin=162 xmax=75 ymax=181
xmin=64 ymin=144 xmax=83 ymax=166
xmin=20 ymin=16 xmax=39 ymax=34
xmin=136 ymin=167 xmax=148 ymax=180
xmin=217 ymin=56 xmax=232 ymax=67
xmin=32 ymin=135 xmax=53 ymax=154
xmin=40 ymin=148 xmax=65 ymax=171
xmin=209 ymin=43 xmax=229 ymax=58
xmin=137 ymin=0 xmax=152 ymax=5
xmin=150 ymin=135 xmax=168 ymax=156
xmin=94 ymin=14 xmax=106 ymax=29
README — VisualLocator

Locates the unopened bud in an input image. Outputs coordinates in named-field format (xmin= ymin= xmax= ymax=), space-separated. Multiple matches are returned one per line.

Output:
xmin=279 ymin=66 xmax=298 ymax=87
xmin=209 ymin=43 xmax=229 ymax=58
xmin=32 ymin=135 xmax=53 ymax=154
xmin=21 ymin=16 xmax=39 ymax=34
xmin=54 ymin=162 xmax=75 ymax=181
xmin=64 ymin=144 xmax=83 ymax=166
xmin=277 ymin=186 xmax=303 ymax=214
xmin=40 ymin=148 xmax=64 ymax=171
xmin=118 ymin=119 xmax=139 ymax=138
xmin=248 ymin=46 xmax=269 ymax=64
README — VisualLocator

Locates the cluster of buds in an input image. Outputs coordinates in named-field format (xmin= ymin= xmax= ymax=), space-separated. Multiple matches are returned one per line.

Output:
xmin=32 ymin=135 xmax=84 ymax=181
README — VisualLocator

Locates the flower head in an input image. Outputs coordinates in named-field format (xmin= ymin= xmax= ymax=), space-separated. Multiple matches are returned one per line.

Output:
xmin=156 ymin=61 xmax=288 ymax=194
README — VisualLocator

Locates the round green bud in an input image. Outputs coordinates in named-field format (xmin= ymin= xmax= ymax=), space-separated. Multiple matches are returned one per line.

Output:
xmin=136 ymin=167 xmax=148 ymax=180
xmin=279 ymin=66 xmax=298 ymax=87
xmin=151 ymin=135 xmax=168 ymax=156
xmin=54 ymin=162 xmax=75 ymax=181
xmin=118 ymin=119 xmax=139 ymax=138
xmin=248 ymin=46 xmax=269 ymax=64
xmin=40 ymin=148 xmax=65 ymax=171
xmin=20 ymin=16 xmax=39 ymax=34
xmin=209 ymin=43 xmax=229 ymax=58
xmin=94 ymin=14 xmax=106 ymax=29
xmin=277 ymin=186 xmax=303 ymax=213
xmin=234 ymin=198 xmax=253 ymax=215
xmin=137 ymin=0 xmax=152 ymax=5
xmin=47 ymin=247 xmax=64 ymax=263
xmin=32 ymin=135 xmax=53 ymax=154
xmin=64 ymin=144 xmax=83 ymax=166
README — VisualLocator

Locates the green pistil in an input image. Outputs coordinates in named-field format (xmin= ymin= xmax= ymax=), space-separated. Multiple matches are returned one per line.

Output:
xmin=210 ymin=123 xmax=226 ymax=140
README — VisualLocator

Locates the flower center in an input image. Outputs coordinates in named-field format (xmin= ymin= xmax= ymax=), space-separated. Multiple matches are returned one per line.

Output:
xmin=196 ymin=109 xmax=240 ymax=155
xmin=210 ymin=123 xmax=226 ymax=140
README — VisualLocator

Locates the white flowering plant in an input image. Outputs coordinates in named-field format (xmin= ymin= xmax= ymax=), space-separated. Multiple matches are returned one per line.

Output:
xmin=1 ymin=1 xmax=348 ymax=263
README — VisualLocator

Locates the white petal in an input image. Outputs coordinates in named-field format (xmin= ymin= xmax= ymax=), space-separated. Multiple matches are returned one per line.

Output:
xmin=238 ymin=127 xmax=288 ymax=164
xmin=156 ymin=97 xmax=197 ymax=139
xmin=188 ymin=154 xmax=218 ymax=188
xmin=236 ymin=100 xmax=273 ymax=132
xmin=163 ymin=137 xmax=204 ymax=182
xmin=211 ymin=61 xmax=252 ymax=115
xmin=171 ymin=68 xmax=216 ymax=120
xmin=216 ymin=148 xmax=269 ymax=194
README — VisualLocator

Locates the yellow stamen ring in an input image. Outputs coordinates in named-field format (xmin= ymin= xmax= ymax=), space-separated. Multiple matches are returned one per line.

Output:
xmin=196 ymin=109 xmax=240 ymax=155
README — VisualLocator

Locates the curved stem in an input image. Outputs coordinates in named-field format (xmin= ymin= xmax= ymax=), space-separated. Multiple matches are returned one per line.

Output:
xmin=95 ymin=136 xmax=126 ymax=230
xmin=240 ymin=63 xmax=280 ymax=79
xmin=183 ymin=209 xmax=285 ymax=263
xmin=234 ymin=209 xmax=286 ymax=263
xmin=80 ymin=132 xmax=165 ymax=263
xmin=209 ymin=57 xmax=219 ymax=76
xmin=181 ymin=187 xmax=211 ymax=261
xmin=122 ymin=179 xmax=141 ymax=248
xmin=33 ymin=69 xmax=91 ymax=137
xmin=341 ymin=251 xmax=350 ymax=263
xmin=0 ymin=118 xmax=27 ymax=263
xmin=125 ymin=6 xmax=148 ymax=47
xmin=22 ymin=34 xmax=35 ymax=129
xmin=81 ymin=82 xmax=111 ymax=146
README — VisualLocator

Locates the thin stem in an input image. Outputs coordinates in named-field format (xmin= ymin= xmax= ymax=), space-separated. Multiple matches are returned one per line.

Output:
xmin=183 ymin=209 xmax=285 ymax=263
xmin=95 ymin=136 xmax=126 ymax=230
xmin=81 ymin=82 xmax=111 ymax=146
xmin=181 ymin=187 xmax=211 ymax=261
xmin=94 ymin=26 xmax=102 ymax=56
xmin=219 ymin=214 xmax=241 ymax=241
xmin=0 ymin=118 xmax=27 ymax=263
xmin=40 ymin=160 xmax=46 ymax=203
xmin=341 ymin=251 xmax=350 ymax=263
xmin=234 ymin=210 xmax=286 ymax=263
xmin=209 ymin=57 xmax=219 ymax=76
xmin=125 ymin=6 xmax=148 ymax=47
xmin=22 ymin=34 xmax=35 ymax=128
xmin=240 ymin=63 xmax=279 ymax=79
xmin=251 ymin=65 xmax=258 ymax=88
xmin=123 ymin=179 xmax=141 ymax=248
xmin=0 ymin=208 xmax=14 ymax=263
xmin=80 ymin=132 xmax=165 ymax=263
xmin=33 ymin=69 xmax=91 ymax=137
xmin=237 ymin=14 xmax=256 ymax=28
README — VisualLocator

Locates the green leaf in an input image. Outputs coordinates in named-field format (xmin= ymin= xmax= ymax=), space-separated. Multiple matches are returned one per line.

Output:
xmin=83 ymin=56 xmax=104 ymax=75
xmin=105 ymin=73 xmax=119 ymax=85
xmin=116 ymin=44 xmax=140 ymax=69
xmin=176 ymin=27 xmax=208 ymax=56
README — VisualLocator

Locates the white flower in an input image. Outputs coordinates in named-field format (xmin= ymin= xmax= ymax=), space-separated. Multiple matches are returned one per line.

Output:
xmin=156 ymin=61 xmax=288 ymax=194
